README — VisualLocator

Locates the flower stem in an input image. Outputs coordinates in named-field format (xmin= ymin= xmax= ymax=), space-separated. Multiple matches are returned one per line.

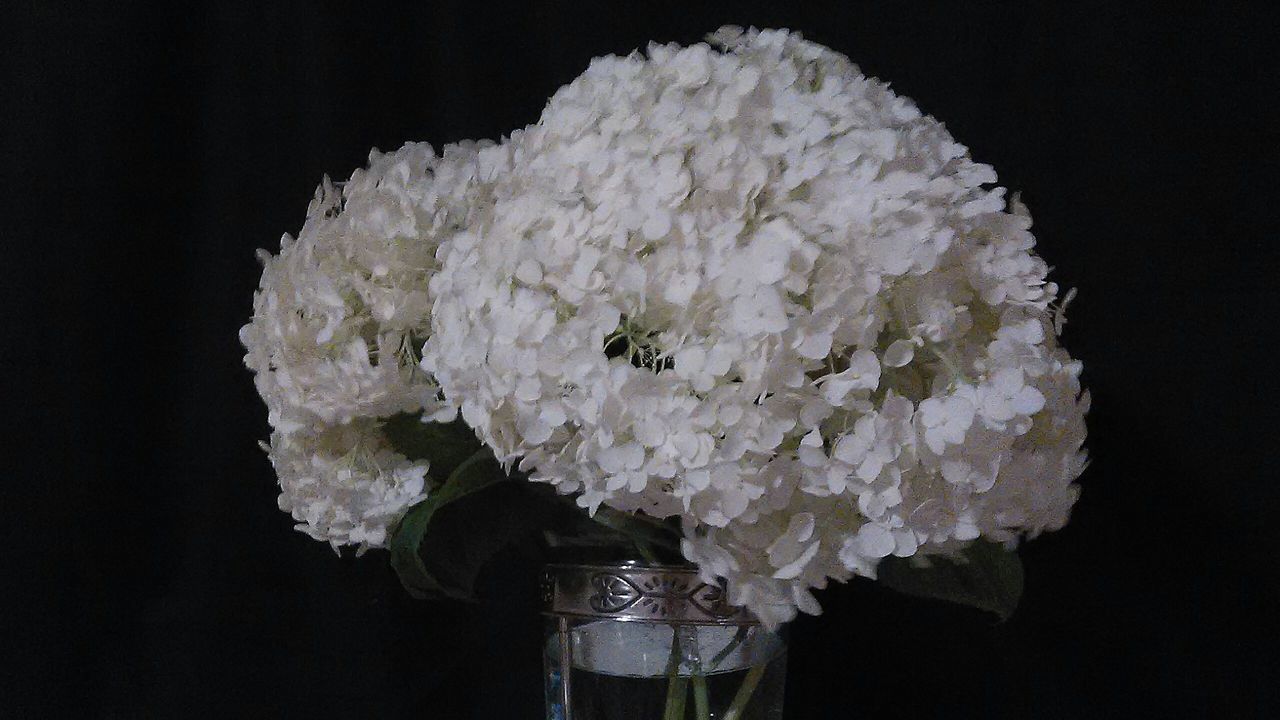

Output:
xmin=723 ymin=662 xmax=766 ymax=720
xmin=663 ymin=676 xmax=688 ymax=720
xmin=662 ymin=626 xmax=687 ymax=720
xmin=692 ymin=674 xmax=710 ymax=720
xmin=709 ymin=626 xmax=751 ymax=671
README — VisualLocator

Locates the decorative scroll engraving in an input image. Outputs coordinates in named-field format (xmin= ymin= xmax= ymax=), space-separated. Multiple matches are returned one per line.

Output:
xmin=589 ymin=573 xmax=643 ymax=613
xmin=688 ymin=582 xmax=738 ymax=618
xmin=544 ymin=563 xmax=756 ymax=625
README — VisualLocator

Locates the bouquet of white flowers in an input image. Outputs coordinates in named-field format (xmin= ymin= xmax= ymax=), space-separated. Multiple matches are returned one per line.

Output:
xmin=243 ymin=27 xmax=1088 ymax=626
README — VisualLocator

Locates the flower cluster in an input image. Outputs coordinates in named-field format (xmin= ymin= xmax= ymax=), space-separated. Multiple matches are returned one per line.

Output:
xmin=241 ymin=141 xmax=489 ymax=548
xmin=422 ymin=27 xmax=1087 ymax=625
xmin=262 ymin=419 xmax=430 ymax=549
xmin=244 ymin=27 xmax=1088 ymax=625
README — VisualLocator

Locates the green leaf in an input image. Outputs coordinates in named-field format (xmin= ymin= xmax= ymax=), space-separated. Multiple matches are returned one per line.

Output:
xmin=381 ymin=412 xmax=483 ymax=480
xmin=411 ymin=480 xmax=566 ymax=600
xmin=588 ymin=506 xmax=683 ymax=553
xmin=877 ymin=541 xmax=1024 ymax=621
xmin=388 ymin=450 xmax=510 ymax=600
xmin=547 ymin=495 xmax=683 ymax=563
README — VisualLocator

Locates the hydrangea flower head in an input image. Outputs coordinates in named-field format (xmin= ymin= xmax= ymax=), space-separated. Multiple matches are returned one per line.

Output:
xmin=242 ymin=141 xmax=491 ymax=548
xmin=423 ymin=27 xmax=1089 ymax=625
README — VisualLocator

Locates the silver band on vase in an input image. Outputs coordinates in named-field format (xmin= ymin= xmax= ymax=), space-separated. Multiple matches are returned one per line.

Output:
xmin=541 ymin=562 xmax=758 ymax=625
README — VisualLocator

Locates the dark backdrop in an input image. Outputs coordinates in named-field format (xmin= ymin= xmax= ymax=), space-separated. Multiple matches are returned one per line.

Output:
xmin=3 ymin=2 xmax=1277 ymax=717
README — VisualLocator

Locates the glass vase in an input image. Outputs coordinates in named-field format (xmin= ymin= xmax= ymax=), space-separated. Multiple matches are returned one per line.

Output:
xmin=542 ymin=563 xmax=787 ymax=720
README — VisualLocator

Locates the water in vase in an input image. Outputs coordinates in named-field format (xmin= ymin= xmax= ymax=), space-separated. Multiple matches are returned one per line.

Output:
xmin=546 ymin=620 xmax=787 ymax=719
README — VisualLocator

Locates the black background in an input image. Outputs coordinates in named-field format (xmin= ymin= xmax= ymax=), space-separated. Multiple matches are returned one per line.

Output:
xmin=3 ymin=1 xmax=1277 ymax=717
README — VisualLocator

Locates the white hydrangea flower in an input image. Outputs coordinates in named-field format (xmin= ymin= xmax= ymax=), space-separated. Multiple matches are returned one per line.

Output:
xmin=242 ymin=141 xmax=491 ymax=548
xmin=264 ymin=419 xmax=430 ymax=550
xmin=423 ymin=26 xmax=1089 ymax=625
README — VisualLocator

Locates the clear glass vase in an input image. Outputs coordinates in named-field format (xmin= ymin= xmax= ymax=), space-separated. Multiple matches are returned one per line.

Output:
xmin=543 ymin=563 xmax=787 ymax=720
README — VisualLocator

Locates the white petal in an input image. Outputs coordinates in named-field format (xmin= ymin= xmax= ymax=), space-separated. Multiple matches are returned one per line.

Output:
xmin=773 ymin=541 xmax=820 ymax=579
xmin=855 ymin=523 xmax=896 ymax=558
xmin=884 ymin=339 xmax=915 ymax=368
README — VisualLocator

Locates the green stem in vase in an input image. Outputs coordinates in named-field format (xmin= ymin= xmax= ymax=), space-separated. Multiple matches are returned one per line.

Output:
xmin=692 ymin=674 xmax=710 ymax=720
xmin=709 ymin=626 xmax=751 ymax=671
xmin=661 ymin=626 xmax=687 ymax=720
xmin=723 ymin=662 xmax=766 ymax=720
xmin=663 ymin=676 xmax=688 ymax=720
